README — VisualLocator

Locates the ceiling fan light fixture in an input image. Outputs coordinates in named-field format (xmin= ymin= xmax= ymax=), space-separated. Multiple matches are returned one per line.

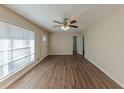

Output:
xmin=61 ymin=26 xmax=64 ymax=30
xmin=66 ymin=26 xmax=70 ymax=30
xmin=61 ymin=25 xmax=70 ymax=31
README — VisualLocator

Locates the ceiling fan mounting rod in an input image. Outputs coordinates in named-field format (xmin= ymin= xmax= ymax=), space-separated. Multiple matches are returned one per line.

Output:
xmin=64 ymin=18 xmax=68 ymax=21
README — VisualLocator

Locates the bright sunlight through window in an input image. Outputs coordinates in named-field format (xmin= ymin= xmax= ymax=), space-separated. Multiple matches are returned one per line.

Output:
xmin=0 ymin=21 xmax=35 ymax=79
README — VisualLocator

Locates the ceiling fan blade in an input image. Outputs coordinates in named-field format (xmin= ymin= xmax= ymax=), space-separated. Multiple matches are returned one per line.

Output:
xmin=70 ymin=25 xmax=78 ymax=28
xmin=53 ymin=21 xmax=62 ymax=24
xmin=70 ymin=20 xmax=77 ymax=24
xmin=53 ymin=25 xmax=61 ymax=28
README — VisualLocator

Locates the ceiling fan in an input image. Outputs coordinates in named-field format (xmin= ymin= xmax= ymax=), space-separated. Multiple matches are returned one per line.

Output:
xmin=53 ymin=18 xmax=78 ymax=31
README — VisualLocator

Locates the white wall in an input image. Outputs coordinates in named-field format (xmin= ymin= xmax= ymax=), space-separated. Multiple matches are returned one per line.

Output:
xmin=48 ymin=32 xmax=81 ymax=55
xmin=41 ymin=32 xmax=48 ymax=58
xmin=84 ymin=7 xmax=124 ymax=88
xmin=0 ymin=5 xmax=48 ymax=88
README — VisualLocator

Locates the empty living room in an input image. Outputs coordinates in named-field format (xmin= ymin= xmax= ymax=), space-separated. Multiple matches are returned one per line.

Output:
xmin=0 ymin=1 xmax=124 ymax=92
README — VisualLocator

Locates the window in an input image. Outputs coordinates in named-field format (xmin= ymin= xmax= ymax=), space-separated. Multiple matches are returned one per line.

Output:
xmin=0 ymin=21 xmax=35 ymax=79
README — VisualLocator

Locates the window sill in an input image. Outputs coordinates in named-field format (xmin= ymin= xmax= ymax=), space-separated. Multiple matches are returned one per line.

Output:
xmin=0 ymin=60 xmax=34 ymax=81
xmin=0 ymin=59 xmax=41 ymax=89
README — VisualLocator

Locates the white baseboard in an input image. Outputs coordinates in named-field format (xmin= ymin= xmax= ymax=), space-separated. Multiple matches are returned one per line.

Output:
xmin=85 ymin=56 xmax=124 ymax=88
xmin=0 ymin=56 xmax=47 ymax=89
xmin=49 ymin=53 xmax=73 ymax=55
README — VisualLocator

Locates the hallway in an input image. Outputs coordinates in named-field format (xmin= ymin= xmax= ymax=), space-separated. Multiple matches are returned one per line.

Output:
xmin=8 ymin=55 xmax=121 ymax=89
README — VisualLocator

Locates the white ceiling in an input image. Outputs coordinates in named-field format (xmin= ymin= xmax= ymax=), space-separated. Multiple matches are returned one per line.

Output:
xmin=5 ymin=4 xmax=121 ymax=32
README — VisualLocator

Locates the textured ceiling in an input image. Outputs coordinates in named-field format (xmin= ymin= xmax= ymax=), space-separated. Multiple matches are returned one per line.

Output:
xmin=5 ymin=4 xmax=121 ymax=32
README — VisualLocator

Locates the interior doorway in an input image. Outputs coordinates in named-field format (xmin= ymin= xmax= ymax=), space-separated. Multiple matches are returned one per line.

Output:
xmin=73 ymin=36 xmax=77 ymax=55
xmin=82 ymin=35 xmax=85 ymax=56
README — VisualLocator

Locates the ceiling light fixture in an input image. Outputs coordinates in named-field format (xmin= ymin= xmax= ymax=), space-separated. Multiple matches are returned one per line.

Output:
xmin=61 ymin=25 xmax=70 ymax=31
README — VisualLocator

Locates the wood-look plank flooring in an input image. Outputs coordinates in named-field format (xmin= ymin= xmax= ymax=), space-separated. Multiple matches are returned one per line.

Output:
xmin=8 ymin=55 xmax=121 ymax=89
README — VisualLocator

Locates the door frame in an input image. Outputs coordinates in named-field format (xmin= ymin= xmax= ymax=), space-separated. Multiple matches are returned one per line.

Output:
xmin=82 ymin=35 xmax=85 ymax=56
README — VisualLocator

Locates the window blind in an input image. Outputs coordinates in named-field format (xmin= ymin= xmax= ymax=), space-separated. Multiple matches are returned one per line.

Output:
xmin=0 ymin=21 xmax=35 ymax=79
